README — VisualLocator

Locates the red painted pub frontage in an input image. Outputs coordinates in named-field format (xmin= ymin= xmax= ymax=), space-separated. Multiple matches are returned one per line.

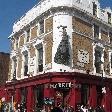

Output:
xmin=0 ymin=72 xmax=112 ymax=112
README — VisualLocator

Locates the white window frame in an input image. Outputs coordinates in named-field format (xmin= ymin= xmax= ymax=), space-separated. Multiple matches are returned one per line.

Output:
xmin=39 ymin=19 xmax=45 ymax=35
xmin=93 ymin=44 xmax=104 ymax=76
xmin=36 ymin=43 xmax=43 ymax=73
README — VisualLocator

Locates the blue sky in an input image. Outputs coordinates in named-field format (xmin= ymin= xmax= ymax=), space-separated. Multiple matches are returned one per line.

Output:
xmin=0 ymin=0 xmax=111 ymax=53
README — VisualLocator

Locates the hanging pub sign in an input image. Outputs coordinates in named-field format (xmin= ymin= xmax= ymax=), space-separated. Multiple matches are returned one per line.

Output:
xmin=50 ymin=82 xmax=73 ymax=89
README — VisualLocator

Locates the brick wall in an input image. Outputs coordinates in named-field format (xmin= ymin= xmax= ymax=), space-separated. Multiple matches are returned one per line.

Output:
xmin=72 ymin=33 xmax=93 ymax=72
xmin=19 ymin=33 xmax=25 ymax=47
xmin=101 ymin=30 xmax=109 ymax=43
xmin=45 ymin=17 xmax=53 ymax=33
xmin=72 ymin=17 xmax=93 ymax=72
xmin=44 ymin=33 xmax=53 ymax=65
xmin=0 ymin=53 xmax=10 ymax=84
xmin=31 ymin=25 xmax=37 ymax=40
xmin=72 ymin=17 xmax=93 ymax=37
xmin=17 ymin=52 xmax=22 ymax=78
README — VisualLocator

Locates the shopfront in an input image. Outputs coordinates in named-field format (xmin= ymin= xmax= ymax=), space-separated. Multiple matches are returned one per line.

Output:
xmin=1 ymin=72 xmax=112 ymax=112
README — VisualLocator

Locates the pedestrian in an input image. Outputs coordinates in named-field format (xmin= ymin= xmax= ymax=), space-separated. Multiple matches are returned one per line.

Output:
xmin=41 ymin=106 xmax=46 ymax=112
xmin=51 ymin=107 xmax=63 ymax=112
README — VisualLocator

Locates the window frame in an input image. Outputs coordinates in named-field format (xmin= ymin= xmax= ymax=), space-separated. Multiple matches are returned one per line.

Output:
xmin=94 ymin=47 xmax=103 ymax=74
xmin=36 ymin=43 xmax=43 ymax=73
xmin=39 ymin=20 xmax=44 ymax=35
xmin=26 ymin=29 xmax=30 ymax=42
xmin=107 ymin=12 xmax=111 ymax=24
xmin=23 ymin=53 xmax=28 ymax=76
xmin=94 ymin=24 xmax=99 ymax=39
xmin=93 ymin=2 xmax=97 ymax=16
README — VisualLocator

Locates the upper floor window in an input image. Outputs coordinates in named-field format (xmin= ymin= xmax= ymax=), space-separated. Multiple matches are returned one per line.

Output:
xmin=107 ymin=12 xmax=111 ymax=24
xmin=26 ymin=29 xmax=30 ymax=42
xmin=39 ymin=20 xmax=44 ymax=34
xmin=94 ymin=24 xmax=99 ymax=38
xmin=13 ymin=58 xmax=17 ymax=80
xmin=93 ymin=3 xmax=97 ymax=16
xmin=37 ymin=44 xmax=43 ymax=72
xmin=76 ymin=0 xmax=81 ymax=3
xmin=109 ymin=32 xmax=112 ymax=44
xmin=24 ymin=53 xmax=28 ymax=76
xmin=11 ymin=38 xmax=15 ymax=50
xmin=16 ymin=37 xmax=19 ymax=49
xmin=95 ymin=48 xmax=103 ymax=73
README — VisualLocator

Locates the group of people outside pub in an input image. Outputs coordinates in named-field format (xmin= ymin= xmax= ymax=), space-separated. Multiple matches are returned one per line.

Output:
xmin=0 ymin=97 xmax=106 ymax=112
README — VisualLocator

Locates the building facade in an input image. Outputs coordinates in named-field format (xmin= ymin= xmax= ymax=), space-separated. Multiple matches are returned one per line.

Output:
xmin=2 ymin=0 xmax=112 ymax=111
xmin=0 ymin=52 xmax=10 ymax=102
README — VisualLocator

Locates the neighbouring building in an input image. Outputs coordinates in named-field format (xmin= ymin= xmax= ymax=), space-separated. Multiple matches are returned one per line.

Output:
xmin=1 ymin=0 xmax=112 ymax=111
xmin=0 ymin=52 xmax=10 ymax=101
xmin=0 ymin=52 xmax=10 ymax=84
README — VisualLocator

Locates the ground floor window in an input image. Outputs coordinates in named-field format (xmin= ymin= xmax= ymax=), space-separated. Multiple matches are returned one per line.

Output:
xmin=20 ymin=87 xmax=27 ymax=111
xmin=34 ymin=85 xmax=44 ymax=110
xmin=81 ymin=84 xmax=90 ymax=106
xmin=96 ymin=86 xmax=103 ymax=106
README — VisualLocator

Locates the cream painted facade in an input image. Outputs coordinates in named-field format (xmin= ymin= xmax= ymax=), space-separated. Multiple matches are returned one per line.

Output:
xmin=8 ymin=0 xmax=112 ymax=81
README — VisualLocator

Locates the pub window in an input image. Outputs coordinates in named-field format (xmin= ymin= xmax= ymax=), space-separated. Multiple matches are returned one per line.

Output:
xmin=24 ymin=53 xmax=28 ymax=76
xmin=96 ymin=86 xmax=103 ymax=106
xmin=26 ymin=29 xmax=30 ymax=42
xmin=13 ymin=58 xmax=17 ymax=79
xmin=37 ymin=44 xmax=43 ymax=72
xmin=21 ymin=88 xmax=27 ymax=109
xmin=39 ymin=20 xmax=44 ymax=34
xmin=93 ymin=3 xmax=97 ymax=16
xmin=81 ymin=84 xmax=90 ymax=105
xmin=94 ymin=24 xmax=99 ymax=38
xmin=95 ymin=48 xmax=103 ymax=73
xmin=34 ymin=85 xmax=44 ymax=109
xmin=109 ymin=32 xmax=112 ymax=44
xmin=107 ymin=12 xmax=111 ymax=24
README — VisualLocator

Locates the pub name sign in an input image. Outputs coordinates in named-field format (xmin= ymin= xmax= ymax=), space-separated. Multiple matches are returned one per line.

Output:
xmin=50 ymin=82 xmax=73 ymax=89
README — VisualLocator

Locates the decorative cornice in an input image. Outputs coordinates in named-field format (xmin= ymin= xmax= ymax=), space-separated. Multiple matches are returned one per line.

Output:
xmin=9 ymin=0 xmax=112 ymax=39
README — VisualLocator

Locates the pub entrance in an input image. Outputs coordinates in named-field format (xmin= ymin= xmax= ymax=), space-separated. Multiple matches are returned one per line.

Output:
xmin=55 ymin=88 xmax=70 ymax=107
xmin=50 ymin=82 xmax=73 ymax=107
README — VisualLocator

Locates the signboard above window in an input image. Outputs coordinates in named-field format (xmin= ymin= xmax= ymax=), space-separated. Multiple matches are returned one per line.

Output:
xmin=78 ymin=49 xmax=89 ymax=64
xmin=50 ymin=82 xmax=73 ymax=89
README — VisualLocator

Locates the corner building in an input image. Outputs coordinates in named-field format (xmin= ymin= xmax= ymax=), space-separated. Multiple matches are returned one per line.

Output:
xmin=5 ymin=0 xmax=112 ymax=111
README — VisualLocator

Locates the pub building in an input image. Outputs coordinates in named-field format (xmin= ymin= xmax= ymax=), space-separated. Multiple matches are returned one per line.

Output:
xmin=0 ymin=0 xmax=112 ymax=111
